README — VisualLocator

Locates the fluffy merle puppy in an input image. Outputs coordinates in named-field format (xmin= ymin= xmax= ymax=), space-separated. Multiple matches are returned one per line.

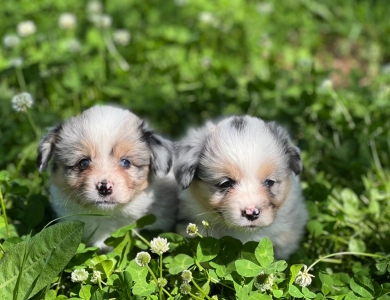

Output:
xmin=37 ymin=105 xmax=178 ymax=250
xmin=174 ymin=116 xmax=308 ymax=259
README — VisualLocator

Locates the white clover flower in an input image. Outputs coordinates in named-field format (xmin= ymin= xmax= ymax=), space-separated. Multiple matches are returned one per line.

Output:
xmin=87 ymin=0 xmax=103 ymax=15
xmin=91 ymin=14 xmax=112 ymax=29
xmin=71 ymin=269 xmax=89 ymax=282
xmin=150 ymin=237 xmax=170 ymax=255
xmin=256 ymin=2 xmax=274 ymax=14
xmin=198 ymin=12 xmax=216 ymax=25
xmin=181 ymin=270 xmax=193 ymax=283
xmin=295 ymin=265 xmax=315 ymax=287
xmin=90 ymin=270 xmax=102 ymax=283
xmin=180 ymin=282 xmax=192 ymax=295
xmin=113 ymin=29 xmax=131 ymax=46
xmin=186 ymin=223 xmax=199 ymax=236
xmin=67 ymin=39 xmax=81 ymax=53
xmin=157 ymin=278 xmax=167 ymax=288
xmin=3 ymin=35 xmax=20 ymax=48
xmin=135 ymin=251 xmax=151 ymax=267
xmin=12 ymin=92 xmax=33 ymax=112
xmin=320 ymin=79 xmax=333 ymax=90
xmin=10 ymin=57 xmax=23 ymax=68
xmin=17 ymin=20 xmax=36 ymax=37
xmin=59 ymin=13 xmax=77 ymax=30
xmin=202 ymin=220 xmax=210 ymax=228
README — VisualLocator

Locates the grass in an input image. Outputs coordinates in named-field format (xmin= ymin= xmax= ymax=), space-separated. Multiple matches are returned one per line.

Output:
xmin=0 ymin=0 xmax=389 ymax=299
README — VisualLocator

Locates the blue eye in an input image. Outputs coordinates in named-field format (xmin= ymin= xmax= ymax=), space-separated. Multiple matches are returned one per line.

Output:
xmin=218 ymin=178 xmax=235 ymax=189
xmin=78 ymin=158 xmax=90 ymax=169
xmin=120 ymin=158 xmax=131 ymax=168
xmin=265 ymin=179 xmax=275 ymax=187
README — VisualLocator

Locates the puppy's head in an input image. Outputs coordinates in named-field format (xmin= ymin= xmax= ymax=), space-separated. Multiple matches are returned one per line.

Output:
xmin=37 ymin=105 xmax=172 ymax=210
xmin=174 ymin=116 xmax=302 ymax=230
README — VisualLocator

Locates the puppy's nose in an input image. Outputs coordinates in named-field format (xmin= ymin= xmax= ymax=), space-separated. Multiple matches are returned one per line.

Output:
xmin=242 ymin=208 xmax=260 ymax=221
xmin=97 ymin=180 xmax=113 ymax=196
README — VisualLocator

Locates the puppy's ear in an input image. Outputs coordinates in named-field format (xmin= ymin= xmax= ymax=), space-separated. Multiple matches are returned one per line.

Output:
xmin=37 ymin=124 xmax=62 ymax=172
xmin=141 ymin=122 xmax=173 ymax=178
xmin=266 ymin=122 xmax=303 ymax=175
xmin=174 ymin=122 xmax=214 ymax=189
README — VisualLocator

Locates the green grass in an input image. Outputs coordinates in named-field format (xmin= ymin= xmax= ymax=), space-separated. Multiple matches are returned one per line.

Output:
xmin=0 ymin=0 xmax=389 ymax=299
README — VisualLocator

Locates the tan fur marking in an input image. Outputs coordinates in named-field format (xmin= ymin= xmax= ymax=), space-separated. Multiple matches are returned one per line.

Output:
xmin=257 ymin=161 xmax=277 ymax=181
xmin=222 ymin=163 xmax=241 ymax=181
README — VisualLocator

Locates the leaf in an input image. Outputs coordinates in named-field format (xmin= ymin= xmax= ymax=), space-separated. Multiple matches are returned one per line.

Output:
xmin=306 ymin=220 xmax=323 ymax=238
xmin=319 ymin=272 xmax=333 ymax=296
xmin=95 ymin=259 xmax=115 ymax=279
xmin=272 ymin=289 xmax=284 ymax=298
xmin=255 ymin=238 xmax=274 ymax=267
xmin=90 ymin=289 xmax=104 ymax=300
xmin=132 ymin=281 xmax=156 ymax=296
xmin=235 ymin=259 xmax=263 ymax=277
xmin=109 ymin=223 xmax=137 ymax=238
xmin=302 ymin=287 xmax=317 ymax=298
xmin=288 ymin=285 xmax=304 ymax=298
xmin=247 ymin=292 xmax=272 ymax=300
xmin=117 ymin=271 xmax=132 ymax=299
xmin=350 ymin=275 xmax=374 ymax=298
xmin=136 ymin=214 xmax=156 ymax=228
xmin=348 ymin=238 xmax=366 ymax=253
xmin=376 ymin=261 xmax=388 ymax=273
xmin=289 ymin=264 xmax=304 ymax=285
xmin=196 ymin=237 xmax=220 ymax=262
xmin=167 ymin=254 xmax=194 ymax=275
xmin=263 ymin=260 xmax=287 ymax=274
xmin=9 ymin=182 xmax=29 ymax=196
xmin=126 ymin=260 xmax=148 ymax=282
xmin=79 ymin=284 xmax=92 ymax=300
xmin=0 ymin=220 xmax=84 ymax=300
xmin=0 ymin=170 xmax=10 ymax=181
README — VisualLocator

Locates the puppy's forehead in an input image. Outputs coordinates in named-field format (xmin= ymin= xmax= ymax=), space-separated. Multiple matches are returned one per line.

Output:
xmin=56 ymin=106 xmax=149 ymax=159
xmin=202 ymin=116 xmax=287 ymax=175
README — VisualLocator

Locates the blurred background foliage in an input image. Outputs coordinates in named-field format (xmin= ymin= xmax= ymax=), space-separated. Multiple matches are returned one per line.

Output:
xmin=0 ymin=0 xmax=389 ymax=279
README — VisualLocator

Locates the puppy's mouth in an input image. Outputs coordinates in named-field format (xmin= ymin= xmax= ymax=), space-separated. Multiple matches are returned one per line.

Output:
xmin=94 ymin=200 xmax=118 ymax=206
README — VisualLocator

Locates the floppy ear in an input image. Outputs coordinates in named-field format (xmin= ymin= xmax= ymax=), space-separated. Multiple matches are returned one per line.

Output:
xmin=141 ymin=122 xmax=173 ymax=178
xmin=266 ymin=122 xmax=303 ymax=175
xmin=36 ymin=124 xmax=62 ymax=172
xmin=174 ymin=122 xmax=214 ymax=189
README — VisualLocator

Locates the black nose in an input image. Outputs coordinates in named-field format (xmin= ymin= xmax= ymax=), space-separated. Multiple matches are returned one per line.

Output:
xmin=242 ymin=208 xmax=260 ymax=221
xmin=97 ymin=180 xmax=113 ymax=196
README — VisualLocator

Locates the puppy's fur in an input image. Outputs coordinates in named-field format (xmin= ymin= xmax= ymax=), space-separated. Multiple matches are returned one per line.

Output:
xmin=174 ymin=116 xmax=308 ymax=259
xmin=37 ymin=105 xmax=178 ymax=249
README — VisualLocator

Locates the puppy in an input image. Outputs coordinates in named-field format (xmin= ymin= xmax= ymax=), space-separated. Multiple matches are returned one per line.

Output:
xmin=174 ymin=116 xmax=308 ymax=259
xmin=37 ymin=105 xmax=178 ymax=250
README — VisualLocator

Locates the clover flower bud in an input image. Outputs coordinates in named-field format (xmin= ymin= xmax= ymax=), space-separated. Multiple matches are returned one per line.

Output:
xmin=180 ymin=282 xmax=192 ymax=295
xmin=181 ymin=270 xmax=193 ymax=283
xmin=202 ymin=220 xmax=210 ymax=228
xmin=186 ymin=223 xmax=199 ymax=236
xmin=67 ymin=39 xmax=81 ymax=53
xmin=71 ymin=269 xmax=89 ymax=282
xmin=12 ymin=92 xmax=33 ymax=112
xmin=92 ymin=14 xmax=112 ymax=29
xmin=10 ymin=57 xmax=23 ymax=68
xmin=295 ymin=265 xmax=315 ymax=287
xmin=59 ymin=13 xmax=77 ymax=30
xmin=3 ymin=35 xmax=20 ymax=48
xmin=86 ymin=1 xmax=103 ymax=15
xmin=157 ymin=278 xmax=168 ymax=288
xmin=17 ymin=20 xmax=36 ymax=37
xmin=150 ymin=237 xmax=170 ymax=255
xmin=135 ymin=251 xmax=151 ymax=266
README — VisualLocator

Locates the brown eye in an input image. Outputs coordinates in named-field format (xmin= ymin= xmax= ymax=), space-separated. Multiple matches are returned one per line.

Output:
xmin=78 ymin=158 xmax=90 ymax=169
xmin=218 ymin=178 xmax=235 ymax=189
xmin=265 ymin=179 xmax=275 ymax=187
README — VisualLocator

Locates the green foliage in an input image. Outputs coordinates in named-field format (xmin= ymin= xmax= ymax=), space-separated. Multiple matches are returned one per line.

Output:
xmin=1 ymin=0 xmax=390 ymax=299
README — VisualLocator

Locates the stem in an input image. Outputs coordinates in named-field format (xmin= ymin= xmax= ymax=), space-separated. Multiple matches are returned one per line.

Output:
xmin=0 ymin=242 xmax=5 ymax=254
xmin=146 ymin=265 xmax=159 ymax=285
xmin=159 ymin=254 xmax=163 ymax=299
xmin=162 ymin=287 xmax=173 ymax=298
xmin=196 ymin=232 xmax=204 ymax=238
xmin=307 ymin=252 xmax=389 ymax=272
xmin=188 ymin=292 xmax=204 ymax=300
xmin=25 ymin=109 xmax=39 ymax=137
xmin=103 ymin=30 xmax=130 ymax=71
xmin=132 ymin=230 xmax=151 ymax=247
xmin=55 ymin=272 xmax=62 ymax=293
xmin=192 ymin=279 xmax=212 ymax=300
xmin=15 ymin=66 xmax=27 ymax=91
xmin=0 ymin=189 xmax=10 ymax=238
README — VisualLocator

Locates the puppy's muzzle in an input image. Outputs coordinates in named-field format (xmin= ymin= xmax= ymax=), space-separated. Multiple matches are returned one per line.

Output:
xmin=241 ymin=207 xmax=260 ymax=221
xmin=96 ymin=180 xmax=113 ymax=197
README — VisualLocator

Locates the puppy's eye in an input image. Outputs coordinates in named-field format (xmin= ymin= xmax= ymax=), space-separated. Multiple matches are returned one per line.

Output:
xmin=265 ymin=179 xmax=275 ymax=187
xmin=78 ymin=158 xmax=90 ymax=169
xmin=218 ymin=178 xmax=235 ymax=189
xmin=120 ymin=158 xmax=131 ymax=168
